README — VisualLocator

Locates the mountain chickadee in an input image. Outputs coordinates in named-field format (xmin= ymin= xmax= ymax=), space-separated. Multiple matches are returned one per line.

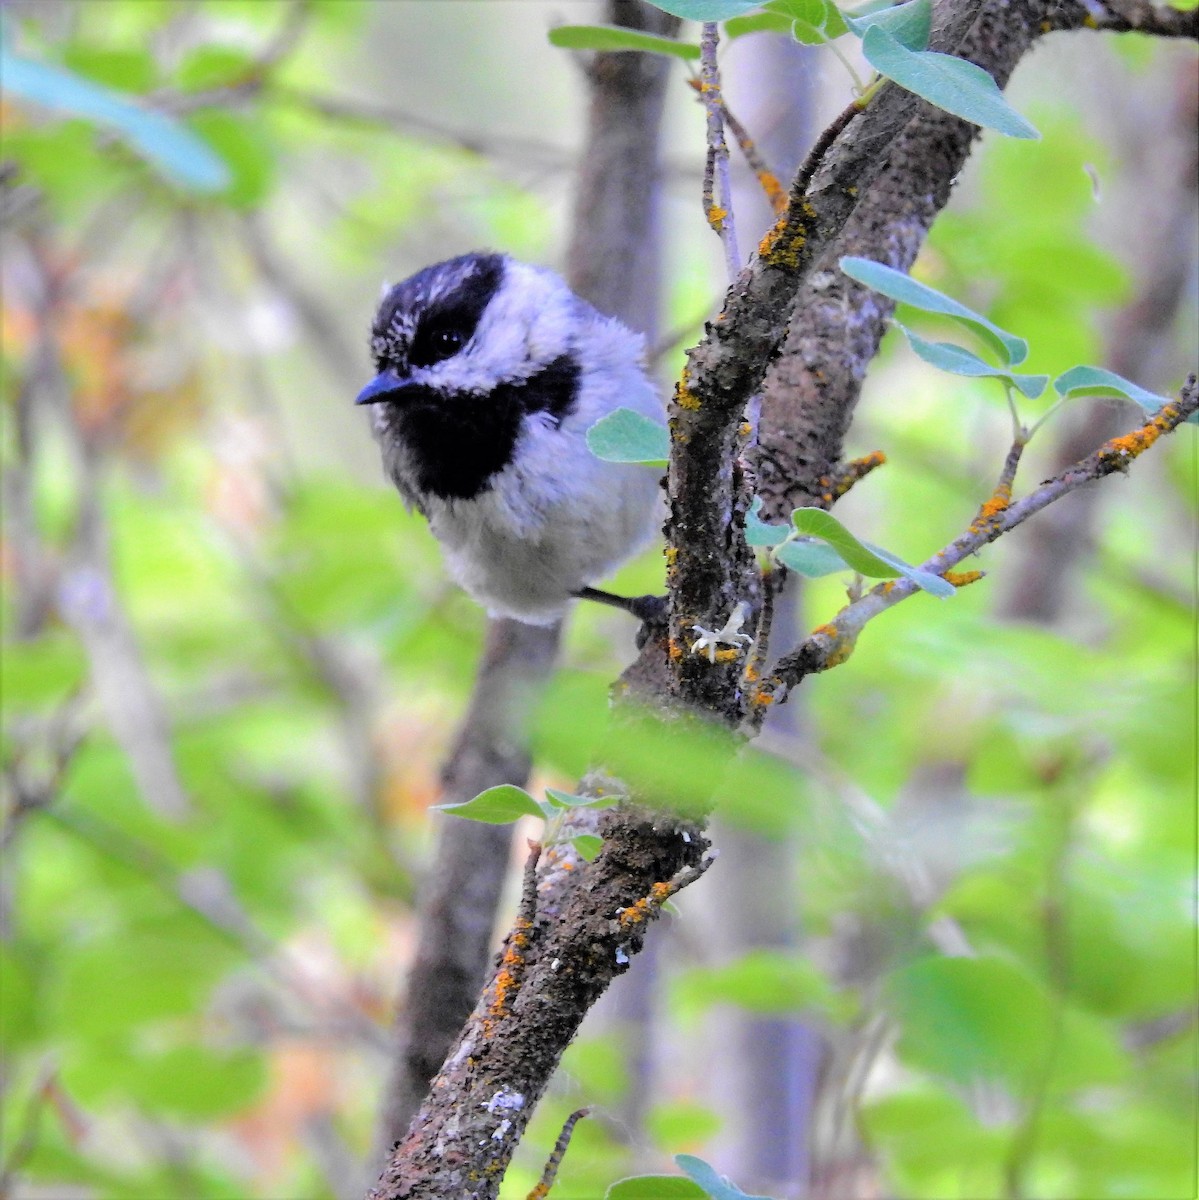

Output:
xmin=356 ymin=252 xmax=664 ymax=625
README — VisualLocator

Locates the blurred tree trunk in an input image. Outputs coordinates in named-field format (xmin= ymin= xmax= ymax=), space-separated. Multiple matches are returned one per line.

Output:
xmin=1002 ymin=56 xmax=1197 ymax=622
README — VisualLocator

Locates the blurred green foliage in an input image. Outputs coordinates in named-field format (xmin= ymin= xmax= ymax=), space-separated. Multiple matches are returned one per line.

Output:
xmin=1 ymin=2 xmax=1195 ymax=1199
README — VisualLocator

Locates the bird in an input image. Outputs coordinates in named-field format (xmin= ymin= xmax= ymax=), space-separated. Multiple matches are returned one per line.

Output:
xmin=355 ymin=252 xmax=665 ymax=626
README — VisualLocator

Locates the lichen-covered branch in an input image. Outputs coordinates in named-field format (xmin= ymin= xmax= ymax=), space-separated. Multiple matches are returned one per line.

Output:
xmin=762 ymin=380 xmax=1198 ymax=704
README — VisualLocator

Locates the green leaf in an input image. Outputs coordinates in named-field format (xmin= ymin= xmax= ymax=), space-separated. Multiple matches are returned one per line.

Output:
xmin=644 ymin=0 xmax=766 ymax=19
xmin=544 ymin=787 xmax=621 ymax=810
xmin=844 ymin=0 xmax=930 ymax=48
xmin=674 ymin=949 xmax=843 ymax=1016
xmin=676 ymin=1155 xmax=775 ymax=1200
xmin=773 ymin=538 xmax=852 ymax=577
xmin=569 ymin=834 xmax=604 ymax=861
xmin=123 ymin=1044 xmax=267 ymax=1119
xmin=790 ymin=508 xmax=954 ymax=597
xmin=587 ymin=407 xmax=670 ymax=466
xmin=840 ymin=256 xmax=1029 ymax=364
xmin=723 ymin=12 xmax=795 ymax=37
xmin=175 ymin=46 xmax=257 ymax=92
xmin=186 ymin=110 xmax=274 ymax=208
xmin=606 ymin=1177 xmax=707 ymax=1200
xmin=862 ymin=541 xmax=956 ymax=597
xmin=897 ymin=325 xmax=1049 ymax=398
xmin=888 ymin=955 xmax=1129 ymax=1092
xmin=61 ymin=47 xmax=158 ymax=93
xmin=432 ymin=785 xmax=545 ymax=824
xmin=860 ymin=27 xmax=1040 ymax=141
xmin=0 ymin=632 xmax=87 ymax=709
xmin=0 ymin=51 xmax=230 ymax=192
xmin=646 ymin=1100 xmax=723 ymax=1150
xmin=745 ymin=496 xmax=791 ymax=547
xmin=1053 ymin=365 xmax=1174 ymax=413
xmin=55 ymin=917 xmax=243 ymax=1039
xmin=548 ymin=25 xmax=702 ymax=59
xmin=765 ymin=0 xmax=849 ymax=42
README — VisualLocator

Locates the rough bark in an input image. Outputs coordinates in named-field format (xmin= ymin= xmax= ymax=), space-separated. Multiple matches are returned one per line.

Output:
xmin=372 ymin=619 xmax=563 ymax=1157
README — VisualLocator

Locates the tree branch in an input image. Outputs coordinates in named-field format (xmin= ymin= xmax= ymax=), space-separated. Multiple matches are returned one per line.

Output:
xmin=763 ymin=380 xmax=1199 ymax=703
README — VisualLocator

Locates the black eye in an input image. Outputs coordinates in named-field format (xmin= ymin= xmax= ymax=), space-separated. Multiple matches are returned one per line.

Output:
xmin=411 ymin=322 xmax=467 ymax=368
xmin=432 ymin=328 xmax=464 ymax=357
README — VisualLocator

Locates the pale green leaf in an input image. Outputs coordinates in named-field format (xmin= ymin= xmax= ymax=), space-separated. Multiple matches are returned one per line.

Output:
xmin=844 ymin=0 xmax=930 ymax=48
xmin=840 ymin=256 xmax=1028 ymax=364
xmin=1053 ymin=366 xmax=1173 ymax=412
xmin=898 ymin=326 xmax=1049 ymax=398
xmin=587 ymin=407 xmax=670 ymax=466
xmin=676 ymin=1155 xmax=775 ymax=1200
xmin=745 ymin=496 xmax=791 ymax=547
xmin=790 ymin=508 xmax=954 ymax=596
xmin=860 ymin=26 xmax=1040 ymax=141
xmin=773 ymin=538 xmax=852 ymax=577
xmin=645 ymin=0 xmax=766 ymax=19
xmin=0 ymin=51 xmax=230 ymax=192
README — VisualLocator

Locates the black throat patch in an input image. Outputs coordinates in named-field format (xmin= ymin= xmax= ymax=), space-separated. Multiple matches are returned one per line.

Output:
xmin=395 ymin=354 xmax=580 ymax=501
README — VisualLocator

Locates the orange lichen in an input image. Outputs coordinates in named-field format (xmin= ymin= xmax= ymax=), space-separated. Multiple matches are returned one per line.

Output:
xmin=668 ymin=638 xmax=685 ymax=662
xmin=710 ymin=647 xmax=742 ymax=664
xmin=707 ymin=205 xmax=728 ymax=228
xmin=664 ymin=546 xmax=679 ymax=566
xmin=758 ymin=169 xmax=786 ymax=214
xmin=824 ymin=637 xmax=857 ymax=669
xmin=757 ymin=205 xmax=813 ymax=270
xmin=810 ymin=622 xmax=856 ymax=668
xmin=486 ymin=916 xmax=532 ymax=1031
xmin=675 ymin=368 xmax=701 ymax=412
xmin=619 ymin=882 xmax=678 ymax=929
xmin=970 ymin=485 xmax=1012 ymax=533
xmin=1100 ymin=417 xmax=1167 ymax=462
xmin=943 ymin=569 xmax=983 ymax=588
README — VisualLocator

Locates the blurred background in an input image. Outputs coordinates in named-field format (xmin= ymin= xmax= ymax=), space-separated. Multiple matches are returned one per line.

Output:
xmin=1 ymin=1 xmax=1195 ymax=1197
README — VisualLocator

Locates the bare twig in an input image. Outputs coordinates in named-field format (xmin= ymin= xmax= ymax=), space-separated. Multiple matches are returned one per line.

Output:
xmin=525 ymin=1108 xmax=593 ymax=1200
xmin=698 ymin=23 xmax=741 ymax=280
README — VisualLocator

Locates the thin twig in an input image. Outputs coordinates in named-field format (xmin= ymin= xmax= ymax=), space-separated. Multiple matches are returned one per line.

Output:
xmin=688 ymin=78 xmax=785 ymax=215
xmin=525 ymin=1108 xmax=592 ymax=1200
xmin=763 ymin=379 xmax=1199 ymax=703
xmin=698 ymin=24 xmax=740 ymax=280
